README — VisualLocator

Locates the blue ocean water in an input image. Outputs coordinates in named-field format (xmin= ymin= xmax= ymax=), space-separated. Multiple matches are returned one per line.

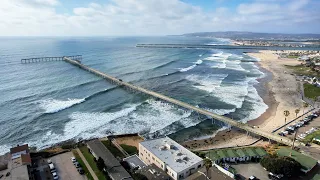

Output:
xmin=0 ymin=36 xmax=267 ymax=154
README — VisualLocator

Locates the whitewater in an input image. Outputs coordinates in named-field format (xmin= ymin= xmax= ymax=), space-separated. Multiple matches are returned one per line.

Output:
xmin=0 ymin=36 xmax=269 ymax=155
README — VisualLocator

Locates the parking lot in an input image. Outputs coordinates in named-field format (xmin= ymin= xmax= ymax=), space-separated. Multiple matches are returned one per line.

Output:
xmin=277 ymin=110 xmax=320 ymax=141
xmin=232 ymin=163 xmax=269 ymax=180
xmin=50 ymin=152 xmax=86 ymax=180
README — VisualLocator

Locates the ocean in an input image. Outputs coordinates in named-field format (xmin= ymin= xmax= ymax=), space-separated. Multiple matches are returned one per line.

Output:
xmin=0 ymin=36 xmax=268 ymax=154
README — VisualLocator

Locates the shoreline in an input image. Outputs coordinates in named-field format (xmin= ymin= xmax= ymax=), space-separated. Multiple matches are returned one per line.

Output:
xmin=182 ymin=50 xmax=304 ymax=150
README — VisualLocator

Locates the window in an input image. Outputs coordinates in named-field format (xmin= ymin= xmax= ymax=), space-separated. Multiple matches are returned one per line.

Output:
xmin=140 ymin=153 xmax=143 ymax=156
xmin=198 ymin=164 xmax=201 ymax=168
xmin=152 ymin=157 xmax=155 ymax=160
xmin=161 ymin=164 xmax=163 ymax=168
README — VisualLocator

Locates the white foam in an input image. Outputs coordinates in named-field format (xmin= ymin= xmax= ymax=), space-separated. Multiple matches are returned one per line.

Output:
xmin=179 ymin=64 xmax=197 ymax=72
xmin=240 ymin=80 xmax=268 ymax=123
xmin=199 ymin=54 xmax=203 ymax=57
xmin=194 ymin=59 xmax=203 ymax=65
xmin=39 ymin=98 xmax=85 ymax=114
xmin=186 ymin=74 xmax=228 ymax=93
xmin=27 ymin=104 xmax=140 ymax=150
xmin=0 ymin=144 xmax=10 ymax=155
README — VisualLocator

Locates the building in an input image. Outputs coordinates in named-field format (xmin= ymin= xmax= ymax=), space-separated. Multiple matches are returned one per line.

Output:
xmin=206 ymin=147 xmax=267 ymax=164
xmin=9 ymin=144 xmax=32 ymax=180
xmin=87 ymin=140 xmax=133 ymax=180
xmin=123 ymin=154 xmax=146 ymax=170
xmin=136 ymin=164 xmax=170 ymax=180
xmin=277 ymin=147 xmax=318 ymax=173
xmin=139 ymin=137 xmax=203 ymax=180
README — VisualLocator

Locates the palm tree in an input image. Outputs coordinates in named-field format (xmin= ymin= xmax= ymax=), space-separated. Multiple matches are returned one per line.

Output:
xmin=204 ymin=158 xmax=212 ymax=179
xmin=284 ymin=110 xmax=290 ymax=130
xmin=295 ymin=109 xmax=300 ymax=117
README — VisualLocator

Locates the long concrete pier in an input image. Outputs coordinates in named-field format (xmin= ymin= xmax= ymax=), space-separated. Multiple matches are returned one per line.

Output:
xmin=21 ymin=55 xmax=82 ymax=63
xmin=136 ymin=44 xmax=266 ymax=49
xmin=63 ymin=57 xmax=297 ymax=146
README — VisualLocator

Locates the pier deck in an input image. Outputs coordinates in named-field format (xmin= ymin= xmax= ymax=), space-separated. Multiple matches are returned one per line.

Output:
xmin=63 ymin=57 xmax=296 ymax=146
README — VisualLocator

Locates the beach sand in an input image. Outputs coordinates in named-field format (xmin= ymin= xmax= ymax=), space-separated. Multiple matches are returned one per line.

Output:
xmin=183 ymin=50 xmax=310 ymax=150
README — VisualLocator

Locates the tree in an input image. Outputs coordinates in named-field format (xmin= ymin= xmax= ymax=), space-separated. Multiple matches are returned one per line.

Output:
xmin=295 ymin=109 xmax=300 ymax=117
xmin=96 ymin=157 xmax=105 ymax=172
xmin=260 ymin=155 xmax=302 ymax=177
xmin=204 ymin=158 xmax=212 ymax=179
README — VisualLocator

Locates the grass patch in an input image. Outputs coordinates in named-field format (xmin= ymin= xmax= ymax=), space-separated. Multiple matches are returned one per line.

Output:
xmin=285 ymin=65 xmax=320 ymax=77
xmin=304 ymin=83 xmax=320 ymax=100
xmin=120 ymin=144 xmax=138 ymax=155
xmin=72 ymin=150 xmax=94 ymax=180
xmin=302 ymin=130 xmax=320 ymax=143
xmin=101 ymin=140 xmax=125 ymax=158
xmin=79 ymin=146 xmax=106 ymax=180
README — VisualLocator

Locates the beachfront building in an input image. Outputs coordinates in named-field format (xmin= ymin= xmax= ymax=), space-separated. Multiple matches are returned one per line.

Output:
xmin=206 ymin=147 xmax=267 ymax=164
xmin=139 ymin=137 xmax=203 ymax=180
xmin=276 ymin=147 xmax=318 ymax=173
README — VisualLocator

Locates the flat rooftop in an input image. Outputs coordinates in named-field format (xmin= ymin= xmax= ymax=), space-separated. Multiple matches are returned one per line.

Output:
xmin=137 ymin=164 xmax=170 ymax=180
xmin=140 ymin=137 xmax=203 ymax=173
xmin=123 ymin=155 xmax=146 ymax=170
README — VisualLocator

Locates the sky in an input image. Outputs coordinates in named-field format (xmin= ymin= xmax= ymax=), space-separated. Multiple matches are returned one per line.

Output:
xmin=0 ymin=0 xmax=319 ymax=36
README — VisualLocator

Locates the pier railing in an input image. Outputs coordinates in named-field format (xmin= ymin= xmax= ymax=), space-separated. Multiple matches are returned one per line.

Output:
xmin=21 ymin=55 xmax=82 ymax=63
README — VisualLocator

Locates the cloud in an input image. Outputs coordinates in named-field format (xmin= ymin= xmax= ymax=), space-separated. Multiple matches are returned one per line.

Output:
xmin=0 ymin=0 xmax=319 ymax=36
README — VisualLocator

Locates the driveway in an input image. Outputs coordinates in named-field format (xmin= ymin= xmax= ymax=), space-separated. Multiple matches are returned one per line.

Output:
xmin=50 ymin=152 xmax=86 ymax=180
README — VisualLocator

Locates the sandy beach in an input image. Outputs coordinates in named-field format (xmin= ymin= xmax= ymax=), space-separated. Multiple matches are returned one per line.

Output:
xmin=183 ymin=50 xmax=310 ymax=150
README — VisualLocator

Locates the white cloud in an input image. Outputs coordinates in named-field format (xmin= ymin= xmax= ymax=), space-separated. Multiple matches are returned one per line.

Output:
xmin=0 ymin=0 xmax=318 ymax=36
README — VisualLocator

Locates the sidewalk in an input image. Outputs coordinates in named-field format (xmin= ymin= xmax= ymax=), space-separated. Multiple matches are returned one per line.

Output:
xmin=76 ymin=148 xmax=99 ymax=180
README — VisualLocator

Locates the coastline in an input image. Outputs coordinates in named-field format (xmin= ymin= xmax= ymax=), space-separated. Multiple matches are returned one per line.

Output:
xmin=182 ymin=50 xmax=304 ymax=150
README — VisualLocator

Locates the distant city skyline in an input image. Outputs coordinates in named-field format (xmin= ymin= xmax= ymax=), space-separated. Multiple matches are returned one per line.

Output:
xmin=0 ymin=0 xmax=319 ymax=36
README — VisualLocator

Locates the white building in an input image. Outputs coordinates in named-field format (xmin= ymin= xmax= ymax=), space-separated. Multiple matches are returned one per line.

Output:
xmin=139 ymin=137 xmax=203 ymax=180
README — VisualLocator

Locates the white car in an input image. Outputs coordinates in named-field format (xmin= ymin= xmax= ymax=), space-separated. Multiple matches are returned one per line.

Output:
xmin=52 ymin=172 xmax=59 ymax=180
xmin=47 ymin=159 xmax=52 ymax=164
xmin=71 ymin=157 xmax=76 ymax=163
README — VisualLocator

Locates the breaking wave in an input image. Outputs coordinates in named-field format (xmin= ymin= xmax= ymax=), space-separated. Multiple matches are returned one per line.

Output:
xmin=39 ymin=98 xmax=86 ymax=114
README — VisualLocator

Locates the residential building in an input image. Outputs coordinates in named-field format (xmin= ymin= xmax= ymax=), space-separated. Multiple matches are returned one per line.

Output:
xmin=139 ymin=137 xmax=203 ymax=180
xmin=206 ymin=147 xmax=267 ymax=164
xmin=87 ymin=140 xmax=133 ymax=180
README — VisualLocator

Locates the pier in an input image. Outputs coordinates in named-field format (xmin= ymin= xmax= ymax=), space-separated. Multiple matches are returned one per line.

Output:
xmin=63 ymin=57 xmax=297 ymax=146
xmin=21 ymin=55 xmax=82 ymax=63
xmin=136 ymin=44 xmax=265 ymax=49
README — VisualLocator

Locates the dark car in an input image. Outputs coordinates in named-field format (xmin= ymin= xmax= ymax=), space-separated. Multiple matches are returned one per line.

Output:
xmin=77 ymin=167 xmax=85 ymax=175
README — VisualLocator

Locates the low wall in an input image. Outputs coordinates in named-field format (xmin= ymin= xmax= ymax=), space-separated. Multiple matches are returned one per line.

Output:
xmin=213 ymin=163 xmax=235 ymax=179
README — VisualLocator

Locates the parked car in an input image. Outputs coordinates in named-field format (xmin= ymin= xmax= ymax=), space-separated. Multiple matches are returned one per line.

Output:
xmin=268 ymin=172 xmax=284 ymax=179
xmin=52 ymin=172 xmax=59 ymax=180
xmin=278 ymin=132 xmax=285 ymax=136
xmin=77 ymin=167 xmax=85 ymax=175
xmin=71 ymin=157 xmax=76 ymax=163
xmin=47 ymin=159 xmax=52 ymax=164
xmin=74 ymin=162 xmax=81 ymax=168
xmin=248 ymin=176 xmax=259 ymax=180
xmin=49 ymin=163 xmax=56 ymax=173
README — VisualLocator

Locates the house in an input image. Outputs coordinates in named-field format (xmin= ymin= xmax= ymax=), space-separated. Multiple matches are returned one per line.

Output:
xmin=277 ymin=147 xmax=318 ymax=173
xmin=139 ymin=137 xmax=203 ymax=180
xmin=87 ymin=140 xmax=133 ymax=180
